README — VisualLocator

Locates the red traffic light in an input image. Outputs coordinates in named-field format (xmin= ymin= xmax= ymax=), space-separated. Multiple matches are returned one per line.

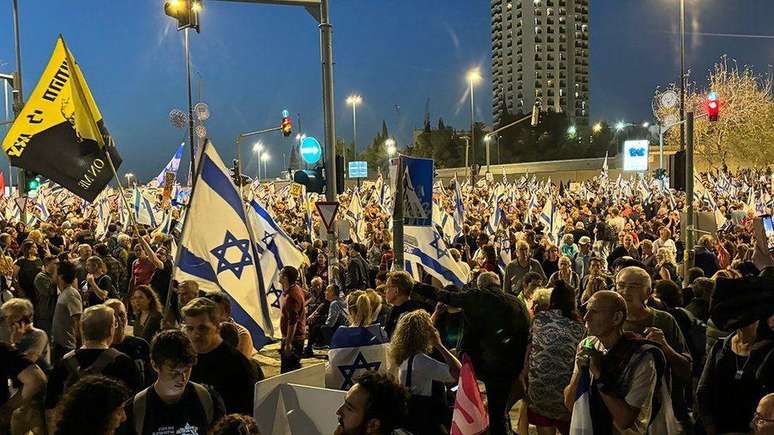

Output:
xmin=281 ymin=117 xmax=292 ymax=137
xmin=706 ymin=92 xmax=719 ymax=122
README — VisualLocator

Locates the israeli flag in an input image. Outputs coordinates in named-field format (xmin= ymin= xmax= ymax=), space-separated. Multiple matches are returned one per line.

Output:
xmin=525 ymin=193 xmax=537 ymax=225
xmin=486 ymin=185 xmax=505 ymax=235
xmin=539 ymin=196 xmax=555 ymax=241
xmin=345 ymin=191 xmax=366 ymax=243
xmin=132 ymin=186 xmax=160 ymax=228
xmin=154 ymin=209 xmax=173 ymax=235
xmin=569 ymin=368 xmax=594 ymax=434
xmin=35 ymin=189 xmax=51 ymax=222
xmin=497 ymin=238 xmax=511 ymax=275
xmin=175 ymin=140 xmax=273 ymax=348
xmin=246 ymin=198 xmax=309 ymax=337
xmin=404 ymin=225 xmax=467 ymax=288
xmin=154 ymin=142 xmax=185 ymax=186
xmin=325 ymin=325 xmax=389 ymax=391
xmin=94 ymin=198 xmax=111 ymax=240
xmin=453 ymin=177 xmax=465 ymax=236
xmin=432 ymin=202 xmax=456 ymax=245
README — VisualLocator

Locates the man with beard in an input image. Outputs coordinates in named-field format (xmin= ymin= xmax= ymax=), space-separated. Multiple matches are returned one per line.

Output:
xmin=334 ymin=372 xmax=410 ymax=435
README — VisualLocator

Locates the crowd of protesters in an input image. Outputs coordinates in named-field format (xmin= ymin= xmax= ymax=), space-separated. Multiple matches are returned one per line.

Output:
xmin=0 ymin=166 xmax=773 ymax=434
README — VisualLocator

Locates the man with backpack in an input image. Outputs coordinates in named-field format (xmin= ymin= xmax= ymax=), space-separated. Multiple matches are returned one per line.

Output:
xmin=118 ymin=330 xmax=226 ymax=435
xmin=45 ymin=304 xmax=142 ymax=422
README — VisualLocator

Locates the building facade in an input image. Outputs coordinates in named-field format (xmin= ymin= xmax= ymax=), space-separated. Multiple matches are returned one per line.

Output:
xmin=491 ymin=0 xmax=589 ymax=126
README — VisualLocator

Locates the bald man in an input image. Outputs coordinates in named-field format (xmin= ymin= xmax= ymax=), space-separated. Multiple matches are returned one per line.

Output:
xmin=753 ymin=393 xmax=774 ymax=435
xmin=565 ymin=290 xmax=677 ymax=434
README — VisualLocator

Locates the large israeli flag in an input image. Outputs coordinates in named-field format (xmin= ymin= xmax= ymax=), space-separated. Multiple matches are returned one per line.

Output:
xmin=132 ymin=186 xmax=160 ymax=227
xmin=404 ymin=225 xmax=467 ymax=287
xmin=345 ymin=191 xmax=366 ymax=243
xmin=246 ymin=198 xmax=309 ymax=337
xmin=154 ymin=142 xmax=185 ymax=186
xmin=175 ymin=140 xmax=273 ymax=347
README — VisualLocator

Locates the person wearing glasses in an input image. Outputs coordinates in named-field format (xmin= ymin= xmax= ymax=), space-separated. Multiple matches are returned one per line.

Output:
xmin=753 ymin=393 xmax=774 ymax=435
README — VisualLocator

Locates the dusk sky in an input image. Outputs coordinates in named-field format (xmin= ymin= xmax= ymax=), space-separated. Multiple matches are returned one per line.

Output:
xmin=1 ymin=0 xmax=772 ymax=180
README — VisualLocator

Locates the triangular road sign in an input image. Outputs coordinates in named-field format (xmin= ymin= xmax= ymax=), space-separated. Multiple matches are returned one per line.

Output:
xmin=14 ymin=196 xmax=28 ymax=212
xmin=315 ymin=201 xmax=339 ymax=232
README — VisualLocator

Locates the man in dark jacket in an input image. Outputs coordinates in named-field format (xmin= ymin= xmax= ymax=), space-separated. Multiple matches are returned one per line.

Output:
xmin=412 ymin=271 xmax=531 ymax=435
xmin=693 ymin=235 xmax=720 ymax=278
xmin=345 ymin=244 xmax=370 ymax=292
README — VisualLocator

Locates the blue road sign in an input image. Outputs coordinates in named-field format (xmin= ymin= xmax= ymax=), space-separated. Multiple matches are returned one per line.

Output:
xmin=349 ymin=161 xmax=368 ymax=178
xmin=299 ymin=136 xmax=322 ymax=165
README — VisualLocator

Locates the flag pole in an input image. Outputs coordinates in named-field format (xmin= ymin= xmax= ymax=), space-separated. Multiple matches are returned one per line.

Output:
xmin=103 ymin=136 xmax=138 ymax=232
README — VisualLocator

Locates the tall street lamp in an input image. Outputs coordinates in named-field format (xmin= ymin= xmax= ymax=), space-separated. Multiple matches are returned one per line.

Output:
xmin=346 ymin=94 xmax=362 ymax=173
xmin=466 ymin=68 xmax=481 ymax=171
xmin=253 ymin=142 xmax=264 ymax=179
xmin=679 ymin=0 xmax=686 ymax=151
xmin=261 ymin=153 xmax=270 ymax=179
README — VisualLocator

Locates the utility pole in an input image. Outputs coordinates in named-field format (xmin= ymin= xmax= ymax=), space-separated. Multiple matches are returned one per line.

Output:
xmin=679 ymin=0 xmax=686 ymax=151
xmin=683 ymin=111 xmax=694 ymax=285
xmin=12 ymin=0 xmax=26 ymax=195
xmin=185 ymin=28 xmax=196 ymax=179
xmin=319 ymin=0 xmax=339 ymax=281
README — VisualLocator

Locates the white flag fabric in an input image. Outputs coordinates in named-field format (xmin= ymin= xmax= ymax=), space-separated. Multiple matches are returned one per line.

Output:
xmin=154 ymin=142 xmax=185 ymax=186
xmin=345 ymin=191 xmax=366 ymax=243
xmin=94 ymin=197 xmax=111 ymax=240
xmin=246 ymin=198 xmax=309 ymax=337
xmin=404 ymin=225 xmax=468 ymax=288
xmin=132 ymin=186 xmax=160 ymax=227
xmin=175 ymin=141 xmax=272 ymax=348
xmin=325 ymin=325 xmax=389 ymax=391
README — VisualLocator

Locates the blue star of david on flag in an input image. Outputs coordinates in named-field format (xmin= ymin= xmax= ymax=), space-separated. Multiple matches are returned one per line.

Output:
xmin=429 ymin=231 xmax=447 ymax=259
xmin=267 ymin=284 xmax=283 ymax=309
xmin=210 ymin=230 xmax=253 ymax=279
xmin=338 ymin=352 xmax=382 ymax=390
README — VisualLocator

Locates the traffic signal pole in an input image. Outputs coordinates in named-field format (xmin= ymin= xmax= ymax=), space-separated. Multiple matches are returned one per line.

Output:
xmin=683 ymin=111 xmax=694 ymax=286
xmin=319 ymin=0 xmax=339 ymax=282
xmin=11 ymin=0 xmax=26 ymax=198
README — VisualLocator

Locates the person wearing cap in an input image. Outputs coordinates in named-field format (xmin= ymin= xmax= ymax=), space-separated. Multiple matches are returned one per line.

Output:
xmin=574 ymin=236 xmax=593 ymax=278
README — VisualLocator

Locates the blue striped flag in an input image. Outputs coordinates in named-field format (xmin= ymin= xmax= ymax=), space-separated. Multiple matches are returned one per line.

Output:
xmin=325 ymin=325 xmax=389 ymax=390
xmin=174 ymin=140 xmax=273 ymax=349
xmin=154 ymin=142 xmax=185 ymax=186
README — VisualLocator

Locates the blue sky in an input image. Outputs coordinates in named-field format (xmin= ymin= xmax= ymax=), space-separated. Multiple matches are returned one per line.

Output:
xmin=0 ymin=0 xmax=772 ymax=180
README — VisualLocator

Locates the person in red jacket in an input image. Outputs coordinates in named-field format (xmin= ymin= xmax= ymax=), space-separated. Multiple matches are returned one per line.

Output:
xmin=279 ymin=266 xmax=306 ymax=373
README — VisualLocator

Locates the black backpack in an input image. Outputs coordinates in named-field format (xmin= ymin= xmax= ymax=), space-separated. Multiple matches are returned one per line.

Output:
xmin=133 ymin=382 xmax=214 ymax=435
xmin=62 ymin=348 xmax=121 ymax=387
xmin=673 ymin=307 xmax=707 ymax=374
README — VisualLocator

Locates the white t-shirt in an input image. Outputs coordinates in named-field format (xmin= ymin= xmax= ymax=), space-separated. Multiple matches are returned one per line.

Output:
xmin=398 ymin=353 xmax=454 ymax=397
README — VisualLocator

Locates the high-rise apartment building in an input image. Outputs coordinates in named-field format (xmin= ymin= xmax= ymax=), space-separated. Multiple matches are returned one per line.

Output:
xmin=491 ymin=0 xmax=590 ymax=126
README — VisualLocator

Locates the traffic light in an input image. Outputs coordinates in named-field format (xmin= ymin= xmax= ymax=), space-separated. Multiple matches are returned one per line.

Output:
xmin=25 ymin=171 xmax=41 ymax=193
xmin=335 ymin=154 xmax=345 ymax=194
xmin=293 ymin=167 xmax=325 ymax=194
xmin=706 ymin=92 xmax=719 ymax=122
xmin=164 ymin=0 xmax=201 ymax=33
xmin=281 ymin=117 xmax=292 ymax=137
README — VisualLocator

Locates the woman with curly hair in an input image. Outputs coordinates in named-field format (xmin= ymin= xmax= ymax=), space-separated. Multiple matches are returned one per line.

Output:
xmin=53 ymin=375 xmax=129 ymax=435
xmin=209 ymin=414 xmax=261 ymax=435
xmin=390 ymin=310 xmax=461 ymax=435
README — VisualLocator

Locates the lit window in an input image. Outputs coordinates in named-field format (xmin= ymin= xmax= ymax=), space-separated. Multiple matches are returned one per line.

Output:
xmin=507 ymin=2 xmax=513 ymax=9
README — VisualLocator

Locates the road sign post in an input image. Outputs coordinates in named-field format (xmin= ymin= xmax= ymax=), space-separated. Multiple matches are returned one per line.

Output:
xmin=315 ymin=201 xmax=340 ymax=234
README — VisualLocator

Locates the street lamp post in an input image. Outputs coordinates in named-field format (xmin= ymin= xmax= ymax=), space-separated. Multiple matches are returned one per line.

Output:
xmin=679 ymin=0 xmax=686 ymax=152
xmin=483 ymin=135 xmax=492 ymax=173
xmin=253 ymin=142 xmax=264 ymax=179
xmin=346 ymin=94 xmax=361 ymax=173
xmin=184 ymin=28 xmax=196 ymax=179
xmin=466 ymin=69 xmax=481 ymax=170
xmin=261 ymin=153 xmax=270 ymax=179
